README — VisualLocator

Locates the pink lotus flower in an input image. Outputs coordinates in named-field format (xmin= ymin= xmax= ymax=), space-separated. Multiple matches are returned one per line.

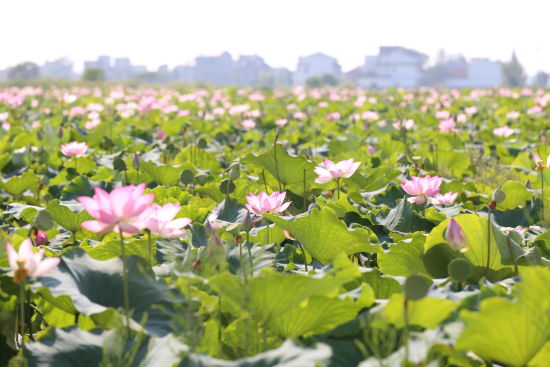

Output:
xmin=293 ymin=111 xmax=307 ymax=119
xmin=430 ymin=192 xmax=458 ymax=205
xmin=249 ymin=92 xmax=265 ymax=101
xmin=229 ymin=104 xmax=250 ymax=115
xmin=6 ymin=239 xmax=60 ymax=283
xmin=534 ymin=153 xmax=550 ymax=170
xmin=349 ymin=113 xmax=361 ymax=122
xmin=493 ymin=126 xmax=516 ymax=137
xmin=275 ymin=118 xmax=288 ymax=127
xmin=506 ymin=111 xmax=520 ymax=119
xmin=456 ymin=113 xmax=467 ymax=123
xmin=85 ymin=118 xmax=101 ymax=130
xmin=77 ymin=184 xmax=154 ymax=234
xmin=392 ymin=119 xmax=415 ymax=130
xmin=155 ymin=128 xmax=167 ymax=139
xmin=362 ymin=111 xmax=379 ymax=121
xmin=326 ymin=112 xmax=341 ymax=121
xmin=245 ymin=109 xmax=261 ymax=118
xmin=245 ymin=191 xmax=291 ymax=216
xmin=354 ymin=96 xmax=366 ymax=107
xmin=401 ymin=175 xmax=443 ymax=205
xmin=69 ymin=106 xmax=86 ymax=117
xmin=438 ymin=118 xmax=459 ymax=133
xmin=0 ymin=112 xmax=8 ymax=121
xmin=445 ymin=218 xmax=467 ymax=251
xmin=206 ymin=209 xmax=224 ymax=229
xmin=241 ymin=119 xmax=256 ymax=129
xmin=435 ymin=110 xmax=451 ymax=119
xmin=527 ymin=106 xmax=542 ymax=116
xmin=318 ymin=101 xmax=329 ymax=108
xmin=464 ymin=106 xmax=478 ymax=115
xmin=513 ymin=225 xmax=542 ymax=234
xmin=314 ymin=158 xmax=361 ymax=184
xmin=34 ymin=230 xmax=49 ymax=245
xmin=145 ymin=203 xmax=192 ymax=238
xmin=62 ymin=94 xmax=77 ymax=104
xmin=137 ymin=96 xmax=155 ymax=114
xmin=60 ymin=142 xmax=88 ymax=157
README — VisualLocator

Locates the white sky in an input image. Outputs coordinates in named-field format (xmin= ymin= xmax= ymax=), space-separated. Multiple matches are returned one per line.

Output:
xmin=1 ymin=0 xmax=548 ymax=75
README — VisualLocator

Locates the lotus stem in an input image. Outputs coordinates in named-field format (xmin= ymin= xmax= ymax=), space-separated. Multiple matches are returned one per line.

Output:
xmin=303 ymin=168 xmax=308 ymax=209
xmin=118 ymin=229 xmax=131 ymax=335
xmin=486 ymin=209 xmax=491 ymax=276
xmin=336 ymin=177 xmax=341 ymax=200
xmin=541 ymin=169 xmax=545 ymax=221
xmin=239 ymin=239 xmax=247 ymax=284
xmin=403 ymin=297 xmax=409 ymax=363
xmin=247 ymin=231 xmax=253 ymax=278
xmin=19 ymin=281 xmax=25 ymax=350
xmin=262 ymin=170 xmax=269 ymax=194
xmin=273 ymin=144 xmax=283 ymax=192
xmin=147 ymin=229 xmax=153 ymax=267
xmin=299 ymin=243 xmax=309 ymax=272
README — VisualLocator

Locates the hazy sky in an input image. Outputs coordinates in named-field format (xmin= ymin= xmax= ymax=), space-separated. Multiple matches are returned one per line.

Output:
xmin=1 ymin=0 xmax=548 ymax=75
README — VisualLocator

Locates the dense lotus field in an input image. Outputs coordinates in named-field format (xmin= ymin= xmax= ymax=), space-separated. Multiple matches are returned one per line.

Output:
xmin=0 ymin=85 xmax=549 ymax=367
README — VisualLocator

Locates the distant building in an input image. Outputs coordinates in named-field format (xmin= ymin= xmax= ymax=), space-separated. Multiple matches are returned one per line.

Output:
xmin=234 ymin=55 xmax=271 ymax=86
xmin=0 ymin=69 xmax=8 ymax=82
xmin=112 ymin=57 xmax=133 ymax=80
xmin=270 ymin=68 xmax=293 ymax=87
xmin=441 ymin=55 xmax=468 ymax=79
xmin=84 ymin=56 xmax=112 ymax=78
xmin=194 ymin=52 xmax=234 ymax=85
xmin=83 ymin=56 xmax=146 ymax=80
xmin=173 ymin=63 xmax=196 ymax=82
xmin=132 ymin=65 xmax=148 ymax=75
xmin=444 ymin=58 xmax=502 ymax=88
xmin=174 ymin=55 xmax=286 ymax=86
xmin=40 ymin=58 xmax=74 ymax=79
xmin=293 ymin=53 xmax=341 ymax=85
xmin=357 ymin=46 xmax=428 ymax=88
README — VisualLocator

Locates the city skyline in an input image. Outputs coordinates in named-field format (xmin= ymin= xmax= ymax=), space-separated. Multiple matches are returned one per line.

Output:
xmin=1 ymin=0 xmax=549 ymax=75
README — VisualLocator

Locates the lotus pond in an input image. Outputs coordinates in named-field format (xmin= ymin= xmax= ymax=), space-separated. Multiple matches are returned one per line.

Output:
xmin=0 ymin=86 xmax=549 ymax=366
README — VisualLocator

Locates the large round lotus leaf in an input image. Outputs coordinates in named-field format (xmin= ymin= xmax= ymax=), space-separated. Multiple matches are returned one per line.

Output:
xmin=264 ymin=206 xmax=381 ymax=264
xmin=24 ymin=327 xmax=105 ymax=367
xmin=31 ymin=248 xmax=177 ymax=336
xmin=456 ymin=267 xmax=550 ymax=366
xmin=404 ymin=274 xmax=432 ymax=300
xmin=448 ymin=258 xmax=473 ymax=281
xmin=425 ymin=214 xmax=509 ymax=272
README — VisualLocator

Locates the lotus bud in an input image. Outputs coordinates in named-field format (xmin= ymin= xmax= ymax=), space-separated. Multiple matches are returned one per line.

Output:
xmin=132 ymin=152 xmax=140 ymax=170
xmin=204 ymin=227 xmax=226 ymax=269
xmin=242 ymin=211 xmax=253 ymax=232
xmin=34 ymin=230 xmax=48 ymax=245
xmin=445 ymin=218 xmax=467 ymax=252
xmin=493 ymin=189 xmax=506 ymax=204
